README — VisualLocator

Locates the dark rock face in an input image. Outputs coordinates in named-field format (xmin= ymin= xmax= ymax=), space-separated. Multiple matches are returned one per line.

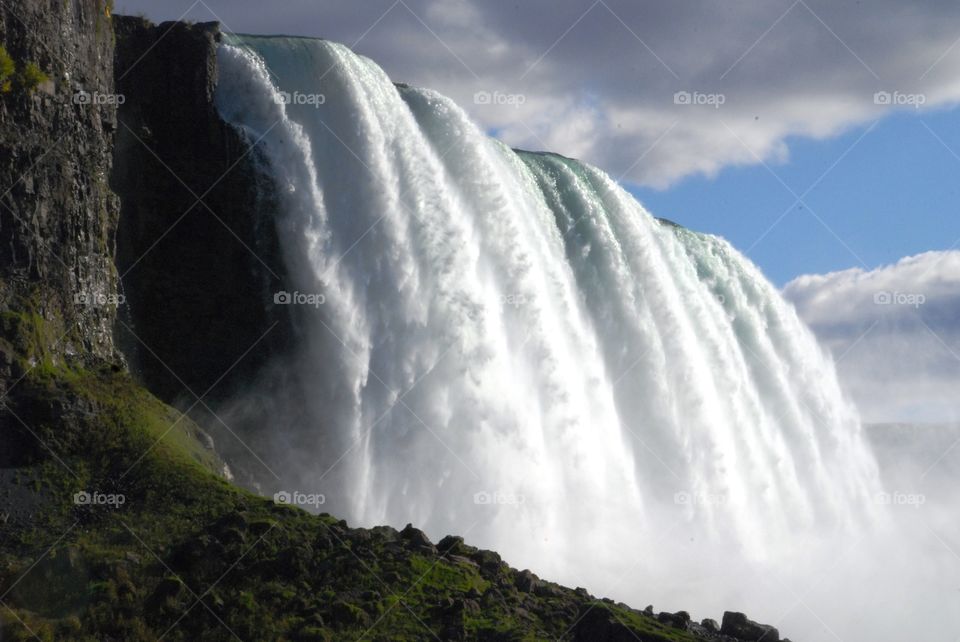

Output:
xmin=400 ymin=522 xmax=435 ymax=552
xmin=111 ymin=16 xmax=287 ymax=407
xmin=438 ymin=534 xmax=466 ymax=554
xmin=0 ymin=0 xmax=121 ymax=375
xmin=658 ymin=609 xmax=692 ymax=630
xmin=721 ymin=611 xmax=780 ymax=641
xmin=515 ymin=568 xmax=539 ymax=593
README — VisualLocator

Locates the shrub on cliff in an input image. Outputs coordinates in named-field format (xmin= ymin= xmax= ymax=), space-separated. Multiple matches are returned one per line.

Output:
xmin=0 ymin=47 xmax=48 ymax=94
xmin=0 ymin=45 xmax=13 ymax=92
xmin=17 ymin=60 xmax=47 ymax=92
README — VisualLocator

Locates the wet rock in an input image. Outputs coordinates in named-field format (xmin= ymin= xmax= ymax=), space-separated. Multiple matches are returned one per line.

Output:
xmin=657 ymin=610 xmax=691 ymax=630
xmin=515 ymin=569 xmax=539 ymax=593
xmin=721 ymin=611 xmax=780 ymax=641
xmin=701 ymin=617 xmax=720 ymax=633
xmin=438 ymin=534 xmax=469 ymax=555
xmin=470 ymin=549 xmax=504 ymax=573
xmin=400 ymin=522 xmax=436 ymax=552
xmin=369 ymin=525 xmax=399 ymax=542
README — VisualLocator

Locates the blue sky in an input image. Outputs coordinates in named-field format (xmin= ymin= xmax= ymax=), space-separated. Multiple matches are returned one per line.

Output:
xmin=632 ymin=107 xmax=960 ymax=285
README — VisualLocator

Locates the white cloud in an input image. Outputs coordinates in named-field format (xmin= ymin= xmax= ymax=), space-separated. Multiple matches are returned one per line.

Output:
xmin=119 ymin=0 xmax=960 ymax=188
xmin=784 ymin=251 xmax=960 ymax=423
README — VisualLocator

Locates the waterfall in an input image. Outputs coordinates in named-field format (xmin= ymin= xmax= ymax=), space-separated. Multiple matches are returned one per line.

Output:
xmin=213 ymin=33 xmax=885 ymax=631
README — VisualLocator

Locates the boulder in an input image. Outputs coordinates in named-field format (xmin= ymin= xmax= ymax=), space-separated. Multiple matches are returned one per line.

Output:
xmin=400 ymin=523 xmax=436 ymax=552
xmin=701 ymin=618 xmax=720 ymax=633
xmin=657 ymin=610 xmax=691 ymax=630
xmin=470 ymin=549 xmax=504 ymax=572
xmin=533 ymin=582 xmax=566 ymax=598
xmin=721 ymin=611 xmax=780 ymax=641
xmin=437 ymin=534 xmax=466 ymax=554
xmin=515 ymin=569 xmax=539 ymax=593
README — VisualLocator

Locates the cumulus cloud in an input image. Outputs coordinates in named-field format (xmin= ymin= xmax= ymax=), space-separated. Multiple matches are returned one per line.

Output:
xmin=117 ymin=0 xmax=960 ymax=187
xmin=784 ymin=251 xmax=960 ymax=423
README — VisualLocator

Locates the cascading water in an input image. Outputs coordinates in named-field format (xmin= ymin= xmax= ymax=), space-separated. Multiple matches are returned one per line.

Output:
xmin=213 ymin=34 xmax=893 ymax=638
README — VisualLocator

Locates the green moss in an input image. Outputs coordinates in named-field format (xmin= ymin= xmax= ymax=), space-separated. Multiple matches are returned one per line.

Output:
xmin=1 ymin=309 xmax=53 ymax=368
xmin=0 ymin=44 xmax=14 ymax=93
xmin=0 ymin=47 xmax=53 ymax=95
xmin=17 ymin=61 xmax=48 ymax=92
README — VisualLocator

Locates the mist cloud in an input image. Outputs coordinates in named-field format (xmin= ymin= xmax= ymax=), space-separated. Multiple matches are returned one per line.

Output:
xmin=784 ymin=251 xmax=960 ymax=423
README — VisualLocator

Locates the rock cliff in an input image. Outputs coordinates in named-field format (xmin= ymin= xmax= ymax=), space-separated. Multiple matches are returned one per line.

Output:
xmin=0 ymin=0 xmax=120 ymax=376
xmin=112 ymin=16 xmax=286 ymax=407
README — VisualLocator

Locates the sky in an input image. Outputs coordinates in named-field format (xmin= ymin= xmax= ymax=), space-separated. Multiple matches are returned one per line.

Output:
xmin=784 ymin=251 xmax=960 ymax=423
xmin=118 ymin=0 xmax=960 ymax=421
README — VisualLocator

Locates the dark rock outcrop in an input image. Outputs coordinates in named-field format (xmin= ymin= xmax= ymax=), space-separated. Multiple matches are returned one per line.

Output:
xmin=515 ymin=568 xmax=539 ymax=593
xmin=400 ymin=522 xmax=436 ymax=552
xmin=111 ymin=16 xmax=287 ymax=407
xmin=721 ymin=611 xmax=781 ymax=641
xmin=702 ymin=617 xmax=721 ymax=633
xmin=658 ymin=609 xmax=692 ymax=629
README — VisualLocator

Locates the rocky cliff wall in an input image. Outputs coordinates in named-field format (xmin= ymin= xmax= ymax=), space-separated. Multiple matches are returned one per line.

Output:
xmin=112 ymin=16 xmax=287 ymax=408
xmin=0 ymin=0 xmax=120 ymax=382
xmin=0 ymin=4 xmax=287 ymax=471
